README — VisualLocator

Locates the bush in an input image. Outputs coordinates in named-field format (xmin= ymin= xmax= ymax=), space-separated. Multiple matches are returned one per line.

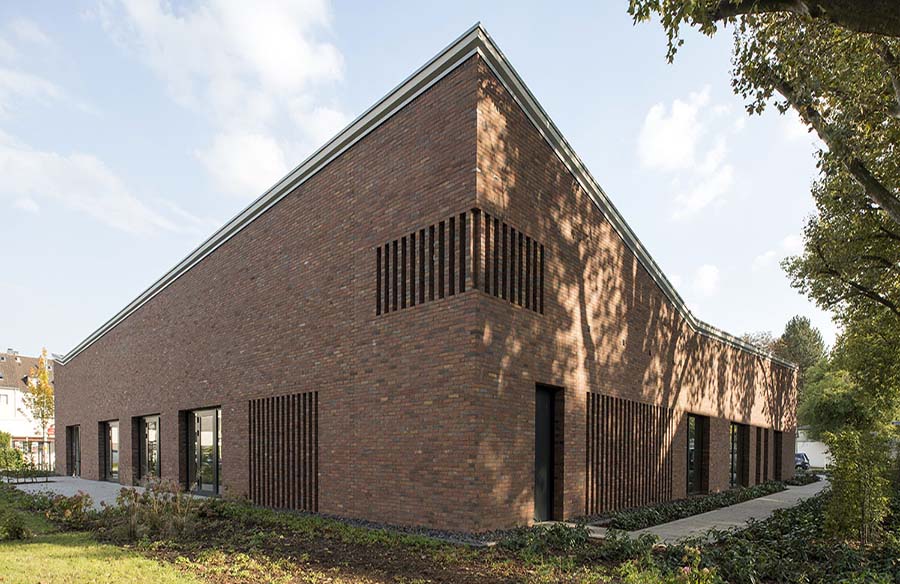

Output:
xmin=600 ymin=482 xmax=786 ymax=530
xmin=0 ymin=509 xmax=31 ymax=540
xmin=44 ymin=491 xmax=94 ymax=529
xmin=824 ymin=429 xmax=892 ymax=543
xmin=99 ymin=478 xmax=198 ymax=542
xmin=784 ymin=471 xmax=820 ymax=486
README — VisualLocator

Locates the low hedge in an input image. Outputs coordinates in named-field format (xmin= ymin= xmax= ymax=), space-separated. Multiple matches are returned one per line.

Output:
xmin=597 ymin=481 xmax=788 ymax=531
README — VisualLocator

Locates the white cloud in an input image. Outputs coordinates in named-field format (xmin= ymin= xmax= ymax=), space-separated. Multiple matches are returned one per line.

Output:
xmin=196 ymin=132 xmax=289 ymax=198
xmin=9 ymin=18 xmax=53 ymax=47
xmin=638 ymin=87 xmax=743 ymax=220
xmin=692 ymin=264 xmax=720 ymax=297
xmin=672 ymin=164 xmax=734 ymax=220
xmin=0 ymin=131 xmax=184 ymax=235
xmin=96 ymin=0 xmax=347 ymax=198
xmin=0 ymin=67 xmax=63 ymax=117
xmin=13 ymin=196 xmax=39 ymax=213
xmin=638 ymin=86 xmax=710 ymax=172
xmin=752 ymin=234 xmax=805 ymax=272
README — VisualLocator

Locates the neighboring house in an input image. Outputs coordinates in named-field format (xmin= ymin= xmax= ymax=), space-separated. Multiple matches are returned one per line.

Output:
xmin=54 ymin=25 xmax=797 ymax=532
xmin=796 ymin=427 xmax=832 ymax=468
xmin=0 ymin=349 xmax=54 ymax=468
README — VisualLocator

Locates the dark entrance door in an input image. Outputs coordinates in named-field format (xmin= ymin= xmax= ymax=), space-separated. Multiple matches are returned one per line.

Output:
xmin=534 ymin=385 xmax=556 ymax=522
xmin=67 ymin=426 xmax=81 ymax=477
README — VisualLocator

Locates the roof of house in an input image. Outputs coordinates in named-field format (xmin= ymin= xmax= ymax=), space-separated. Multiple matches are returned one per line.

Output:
xmin=57 ymin=24 xmax=796 ymax=369
xmin=0 ymin=351 xmax=47 ymax=392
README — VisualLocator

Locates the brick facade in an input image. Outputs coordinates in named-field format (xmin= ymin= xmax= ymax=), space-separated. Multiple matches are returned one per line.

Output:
xmin=54 ymin=29 xmax=796 ymax=532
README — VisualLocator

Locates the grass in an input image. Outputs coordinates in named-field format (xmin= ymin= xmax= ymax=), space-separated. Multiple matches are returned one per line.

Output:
xmin=0 ymin=483 xmax=198 ymax=584
xmin=0 ymin=532 xmax=201 ymax=584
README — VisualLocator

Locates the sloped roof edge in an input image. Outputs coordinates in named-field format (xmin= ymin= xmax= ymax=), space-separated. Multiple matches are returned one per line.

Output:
xmin=59 ymin=23 xmax=796 ymax=369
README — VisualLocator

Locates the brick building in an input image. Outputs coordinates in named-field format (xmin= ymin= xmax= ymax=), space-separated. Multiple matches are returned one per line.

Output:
xmin=54 ymin=25 xmax=796 ymax=532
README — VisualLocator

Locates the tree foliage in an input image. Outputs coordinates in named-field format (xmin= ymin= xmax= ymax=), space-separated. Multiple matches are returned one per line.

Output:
xmin=824 ymin=428 xmax=892 ymax=544
xmin=21 ymin=348 xmax=54 ymax=451
xmin=0 ymin=430 xmax=23 ymax=469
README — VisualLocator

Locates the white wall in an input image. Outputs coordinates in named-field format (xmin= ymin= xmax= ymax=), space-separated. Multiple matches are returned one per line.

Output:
xmin=797 ymin=428 xmax=832 ymax=468
xmin=0 ymin=386 xmax=40 ymax=438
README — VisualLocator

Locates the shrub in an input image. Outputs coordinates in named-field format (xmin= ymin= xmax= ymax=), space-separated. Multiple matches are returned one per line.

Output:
xmin=824 ymin=429 xmax=892 ymax=543
xmin=601 ymin=482 xmax=786 ymax=530
xmin=45 ymin=491 xmax=94 ymax=530
xmin=0 ymin=509 xmax=32 ymax=540
xmin=499 ymin=523 xmax=591 ymax=557
xmin=783 ymin=471 xmax=820 ymax=486
xmin=99 ymin=478 xmax=198 ymax=542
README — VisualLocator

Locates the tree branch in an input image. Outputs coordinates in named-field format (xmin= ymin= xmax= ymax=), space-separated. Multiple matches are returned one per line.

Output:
xmin=874 ymin=39 xmax=900 ymax=118
xmin=711 ymin=0 xmax=900 ymax=38
xmin=815 ymin=244 xmax=900 ymax=317
xmin=770 ymin=71 xmax=900 ymax=226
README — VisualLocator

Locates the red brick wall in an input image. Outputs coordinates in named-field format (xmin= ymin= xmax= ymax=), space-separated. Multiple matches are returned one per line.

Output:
xmin=55 ymin=57 xmax=485 ymax=531
xmin=55 ymin=54 xmax=796 ymax=532
xmin=472 ymin=58 xmax=797 ymax=524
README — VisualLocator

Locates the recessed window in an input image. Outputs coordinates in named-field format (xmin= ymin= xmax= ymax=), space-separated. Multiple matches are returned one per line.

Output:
xmin=101 ymin=420 xmax=120 ymax=482
xmin=730 ymin=423 xmax=750 ymax=488
xmin=187 ymin=408 xmax=222 ymax=496
xmin=137 ymin=415 xmax=161 ymax=482
xmin=687 ymin=414 xmax=708 ymax=495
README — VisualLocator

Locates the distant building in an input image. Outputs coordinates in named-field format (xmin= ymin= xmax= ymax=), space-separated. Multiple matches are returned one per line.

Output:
xmin=796 ymin=427 xmax=831 ymax=468
xmin=0 ymin=349 xmax=55 ymax=468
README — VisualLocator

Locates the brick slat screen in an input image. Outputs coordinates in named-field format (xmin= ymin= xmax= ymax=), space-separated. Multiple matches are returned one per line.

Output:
xmin=474 ymin=209 xmax=543 ymax=313
xmin=376 ymin=212 xmax=468 ymax=315
xmin=249 ymin=391 xmax=318 ymax=511
xmin=376 ymin=209 xmax=544 ymax=316
xmin=585 ymin=393 xmax=674 ymax=515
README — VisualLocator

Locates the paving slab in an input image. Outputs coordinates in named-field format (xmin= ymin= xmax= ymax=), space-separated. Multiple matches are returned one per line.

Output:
xmin=589 ymin=479 xmax=828 ymax=543
xmin=13 ymin=476 xmax=144 ymax=509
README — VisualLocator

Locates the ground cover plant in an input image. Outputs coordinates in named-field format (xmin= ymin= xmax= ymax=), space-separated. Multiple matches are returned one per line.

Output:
xmin=3 ymin=478 xmax=898 ymax=584
xmin=584 ymin=480 xmax=791 ymax=531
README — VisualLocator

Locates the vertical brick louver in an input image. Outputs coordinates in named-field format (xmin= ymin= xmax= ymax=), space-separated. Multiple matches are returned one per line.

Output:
xmin=585 ymin=393 xmax=674 ymax=515
xmin=249 ymin=391 xmax=318 ymax=511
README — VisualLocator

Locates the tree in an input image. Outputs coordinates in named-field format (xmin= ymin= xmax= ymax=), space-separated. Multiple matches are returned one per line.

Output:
xmin=629 ymin=1 xmax=900 ymax=44
xmin=0 ymin=430 xmax=23 ymax=470
xmin=776 ymin=315 xmax=826 ymax=393
xmin=628 ymin=2 xmax=900 ymax=228
xmin=739 ymin=330 xmax=778 ymax=352
xmin=798 ymin=361 xmax=872 ymax=439
xmin=20 ymin=348 xmax=54 ymax=469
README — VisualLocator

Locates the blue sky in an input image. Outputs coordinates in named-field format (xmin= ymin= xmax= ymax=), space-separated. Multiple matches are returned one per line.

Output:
xmin=0 ymin=1 xmax=835 ymax=358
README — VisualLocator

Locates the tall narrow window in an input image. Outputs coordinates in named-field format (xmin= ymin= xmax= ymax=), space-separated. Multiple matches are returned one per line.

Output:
xmin=66 ymin=425 xmax=81 ymax=477
xmin=101 ymin=420 xmax=119 ymax=482
xmin=139 ymin=415 xmax=161 ymax=481
xmin=189 ymin=408 xmax=222 ymax=496
xmin=729 ymin=423 xmax=750 ymax=488
xmin=686 ymin=414 xmax=707 ymax=495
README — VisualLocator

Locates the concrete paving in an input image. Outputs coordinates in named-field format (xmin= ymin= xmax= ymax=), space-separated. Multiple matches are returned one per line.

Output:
xmin=13 ymin=476 xmax=144 ymax=510
xmin=589 ymin=478 xmax=828 ymax=543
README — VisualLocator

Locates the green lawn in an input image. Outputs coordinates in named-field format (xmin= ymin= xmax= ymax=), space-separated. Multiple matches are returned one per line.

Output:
xmin=0 ymin=532 xmax=201 ymax=584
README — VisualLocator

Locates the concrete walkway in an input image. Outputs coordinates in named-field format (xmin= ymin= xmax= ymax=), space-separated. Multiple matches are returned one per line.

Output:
xmin=13 ymin=476 xmax=145 ymax=510
xmin=587 ymin=479 xmax=828 ymax=543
